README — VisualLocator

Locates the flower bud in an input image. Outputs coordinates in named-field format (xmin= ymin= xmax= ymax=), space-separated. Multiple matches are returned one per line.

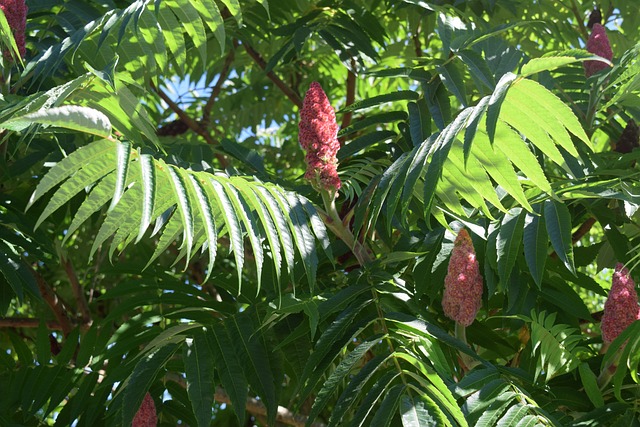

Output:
xmin=601 ymin=263 xmax=640 ymax=343
xmin=299 ymin=82 xmax=342 ymax=192
xmin=442 ymin=229 xmax=483 ymax=327
xmin=584 ymin=23 xmax=613 ymax=77
xmin=132 ymin=393 xmax=157 ymax=427
xmin=0 ymin=0 xmax=27 ymax=60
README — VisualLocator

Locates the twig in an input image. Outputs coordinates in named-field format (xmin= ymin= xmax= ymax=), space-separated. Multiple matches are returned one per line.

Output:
xmin=202 ymin=43 xmax=237 ymax=126
xmin=569 ymin=0 xmax=589 ymax=41
xmin=550 ymin=216 xmax=596 ymax=259
xmin=339 ymin=62 xmax=357 ymax=145
xmin=241 ymin=42 xmax=303 ymax=108
xmin=214 ymin=387 xmax=326 ymax=427
xmin=31 ymin=267 xmax=74 ymax=336
xmin=151 ymin=81 xmax=229 ymax=168
xmin=62 ymin=257 xmax=92 ymax=327
xmin=151 ymin=81 xmax=216 ymax=144
xmin=0 ymin=317 xmax=62 ymax=330
xmin=165 ymin=372 xmax=324 ymax=427
xmin=572 ymin=217 xmax=596 ymax=244
xmin=413 ymin=21 xmax=422 ymax=57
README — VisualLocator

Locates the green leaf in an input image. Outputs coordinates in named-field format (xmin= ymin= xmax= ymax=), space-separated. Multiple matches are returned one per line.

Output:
xmin=183 ymin=330 xmax=216 ymax=427
xmin=329 ymin=355 xmax=389 ymax=427
xmin=28 ymin=139 xmax=116 ymax=210
xmin=1 ymin=106 xmax=112 ymax=138
xmin=493 ymin=121 xmax=552 ymax=194
xmin=523 ymin=204 xmax=547 ymax=287
xmin=187 ymin=174 xmax=217 ymax=282
xmin=206 ymin=323 xmax=248 ymax=426
xmin=438 ymin=61 xmax=467 ymax=107
xmin=122 ymin=343 xmax=179 ymax=426
xmin=423 ymin=108 xmax=474 ymax=216
xmin=348 ymin=371 xmax=400 ymax=427
xmin=307 ymin=334 xmax=385 ymax=426
xmin=227 ymin=313 xmax=278 ymax=425
xmin=470 ymin=130 xmax=532 ymax=211
xmin=339 ymin=130 xmax=397 ymax=160
xmin=0 ymin=9 xmax=22 ymax=62
xmin=224 ymin=180 xmax=264 ymax=293
xmin=486 ymin=72 xmax=517 ymax=143
xmin=371 ymin=384 xmax=405 ymax=427
xmin=497 ymin=208 xmax=526 ymax=283
xmin=400 ymin=394 xmax=444 ymax=427
xmin=208 ymin=177 xmax=244 ymax=290
xmin=520 ymin=54 xmax=610 ymax=77
xmin=458 ymin=49 xmax=496 ymax=90
xmin=297 ymin=300 xmax=372 ymax=402
xmin=108 ymin=140 xmax=131 ymax=212
xmin=578 ymin=363 xmax=604 ymax=408
xmin=424 ymin=77 xmax=451 ymax=131
xmin=544 ymin=200 xmax=575 ymax=273
xmin=496 ymin=404 xmax=530 ymax=427
xmin=136 ymin=154 xmax=156 ymax=242
xmin=339 ymin=90 xmax=419 ymax=112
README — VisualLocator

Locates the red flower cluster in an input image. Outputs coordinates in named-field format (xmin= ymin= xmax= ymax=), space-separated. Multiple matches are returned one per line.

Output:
xmin=0 ymin=0 xmax=27 ymax=60
xmin=601 ymin=263 xmax=640 ymax=343
xmin=298 ymin=82 xmax=342 ymax=192
xmin=442 ymin=229 xmax=483 ymax=327
xmin=584 ymin=23 xmax=613 ymax=77
xmin=132 ymin=393 xmax=157 ymax=427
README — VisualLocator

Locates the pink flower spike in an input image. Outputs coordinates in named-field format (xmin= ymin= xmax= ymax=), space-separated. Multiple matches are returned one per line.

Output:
xmin=0 ymin=0 xmax=28 ymax=60
xmin=601 ymin=263 xmax=640 ymax=343
xmin=584 ymin=23 xmax=613 ymax=77
xmin=298 ymin=82 xmax=342 ymax=192
xmin=132 ymin=393 xmax=158 ymax=427
xmin=442 ymin=229 xmax=484 ymax=327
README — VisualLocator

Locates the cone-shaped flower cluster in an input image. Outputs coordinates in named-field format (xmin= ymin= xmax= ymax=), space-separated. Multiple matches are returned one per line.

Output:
xmin=298 ymin=82 xmax=342 ymax=192
xmin=132 ymin=393 xmax=157 ymax=427
xmin=601 ymin=263 xmax=640 ymax=343
xmin=442 ymin=229 xmax=483 ymax=327
xmin=0 ymin=0 xmax=27 ymax=60
xmin=584 ymin=23 xmax=613 ymax=77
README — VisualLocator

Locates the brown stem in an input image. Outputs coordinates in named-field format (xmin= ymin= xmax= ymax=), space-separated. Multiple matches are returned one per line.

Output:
xmin=151 ymin=81 xmax=215 ymax=144
xmin=151 ymin=81 xmax=229 ymax=168
xmin=572 ymin=217 xmax=596 ymax=244
xmin=202 ymin=42 xmax=237 ymax=126
xmin=339 ymin=62 xmax=357 ymax=146
xmin=569 ymin=0 xmax=589 ymax=41
xmin=165 ymin=372 xmax=324 ymax=427
xmin=214 ymin=387 xmax=326 ymax=427
xmin=550 ymin=216 xmax=596 ymax=259
xmin=62 ymin=257 xmax=92 ymax=327
xmin=242 ymin=42 xmax=303 ymax=108
xmin=413 ymin=21 xmax=422 ymax=57
xmin=31 ymin=267 xmax=74 ymax=336
xmin=0 ymin=317 xmax=62 ymax=330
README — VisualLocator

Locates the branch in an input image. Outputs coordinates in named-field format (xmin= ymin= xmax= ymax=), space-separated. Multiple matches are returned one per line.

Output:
xmin=339 ymin=62 xmax=357 ymax=145
xmin=151 ymin=81 xmax=216 ymax=144
xmin=550 ymin=216 xmax=596 ymax=259
xmin=214 ymin=387 xmax=326 ymax=427
xmin=241 ymin=42 xmax=303 ymax=108
xmin=569 ymin=0 xmax=589 ymax=41
xmin=0 ymin=317 xmax=62 ymax=330
xmin=413 ymin=21 xmax=422 ymax=57
xmin=31 ymin=267 xmax=74 ymax=336
xmin=165 ymin=373 xmax=324 ymax=427
xmin=202 ymin=43 xmax=237 ymax=126
xmin=62 ymin=257 xmax=92 ymax=327
xmin=151 ymin=81 xmax=229 ymax=168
